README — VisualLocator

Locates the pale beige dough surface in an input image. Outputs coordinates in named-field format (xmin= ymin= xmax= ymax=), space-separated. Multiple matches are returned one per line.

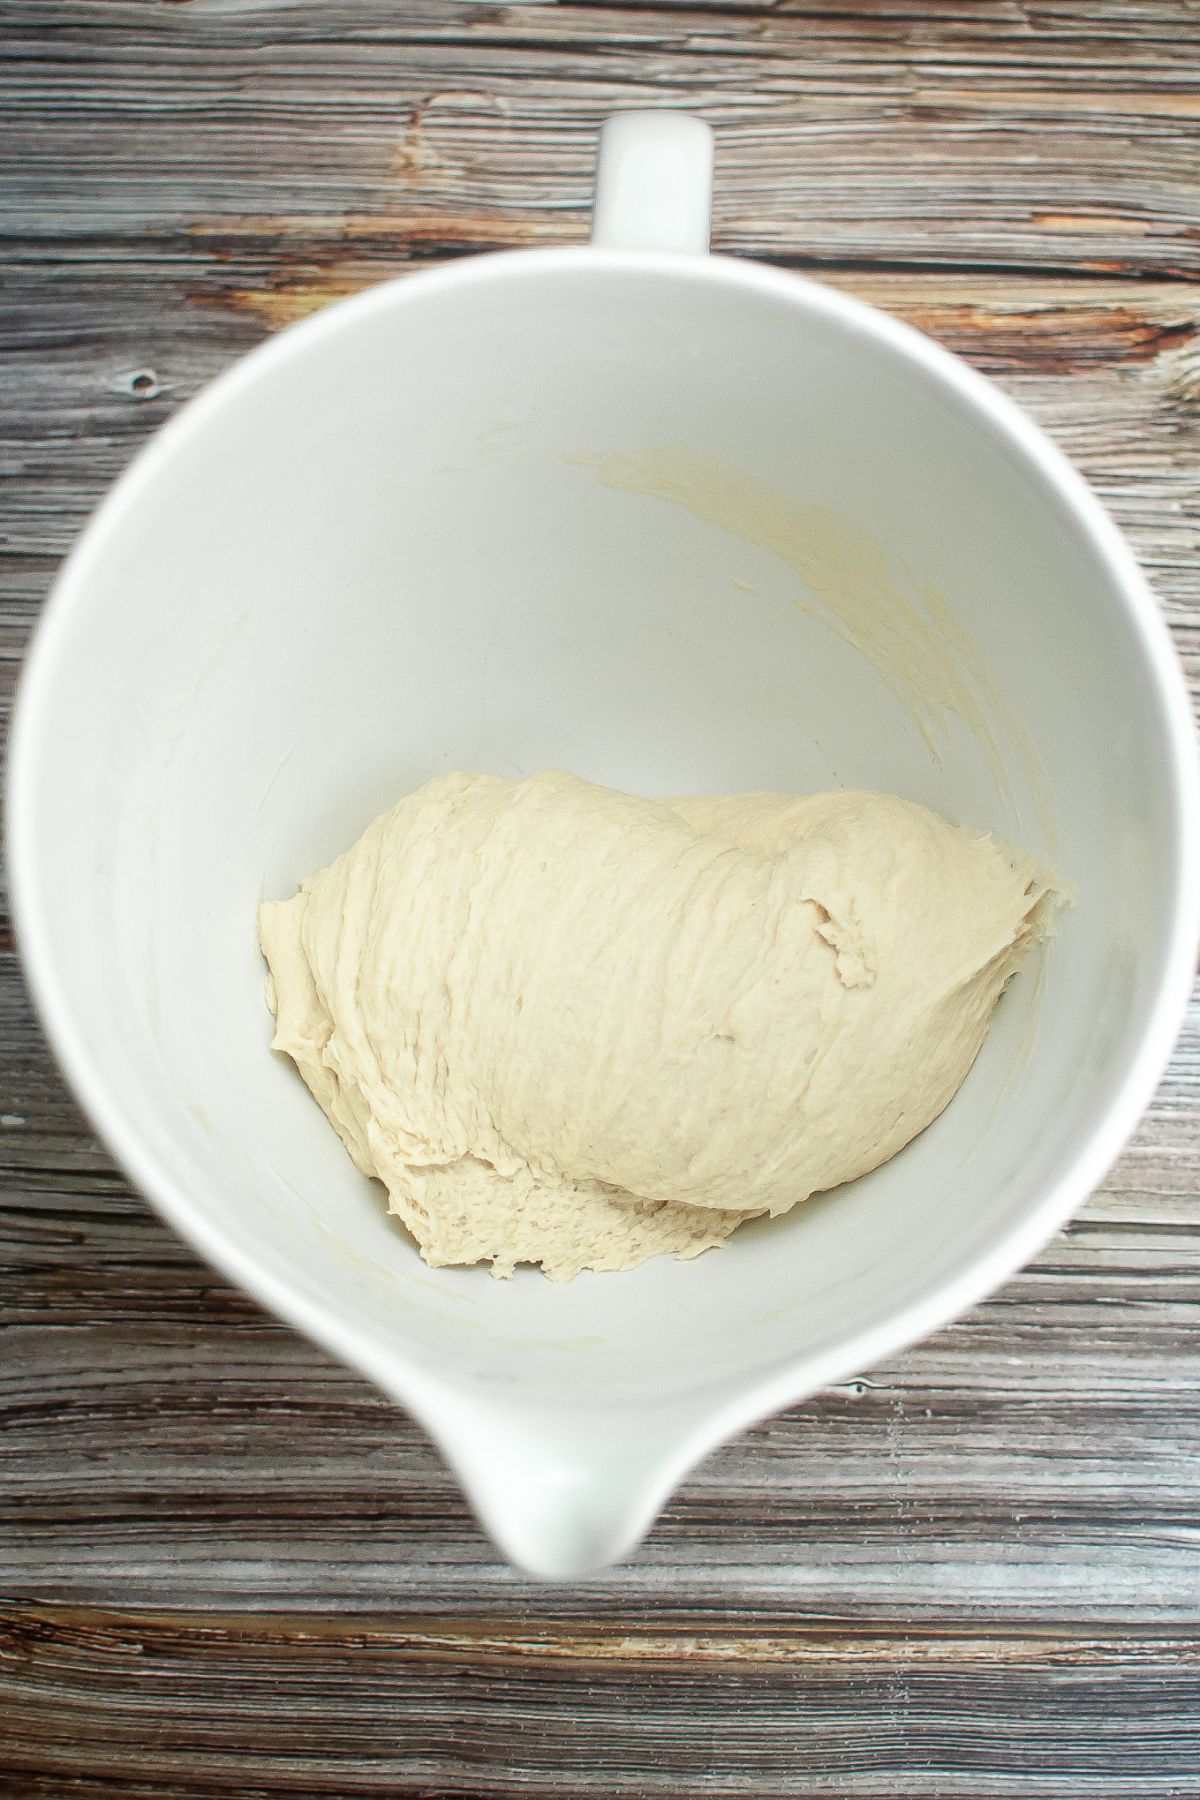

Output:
xmin=259 ymin=771 xmax=1063 ymax=1281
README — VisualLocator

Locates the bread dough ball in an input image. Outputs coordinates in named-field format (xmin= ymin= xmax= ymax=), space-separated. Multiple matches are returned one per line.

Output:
xmin=260 ymin=772 xmax=1062 ymax=1281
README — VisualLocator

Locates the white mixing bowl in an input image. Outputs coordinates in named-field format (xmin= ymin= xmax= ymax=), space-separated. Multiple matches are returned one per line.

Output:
xmin=9 ymin=116 xmax=1198 ymax=1575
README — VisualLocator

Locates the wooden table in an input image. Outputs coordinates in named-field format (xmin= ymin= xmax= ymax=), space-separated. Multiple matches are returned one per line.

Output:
xmin=3 ymin=3 xmax=1199 ymax=1793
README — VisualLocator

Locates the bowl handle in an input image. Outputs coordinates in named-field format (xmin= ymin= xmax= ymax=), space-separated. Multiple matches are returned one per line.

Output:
xmin=590 ymin=111 xmax=715 ymax=255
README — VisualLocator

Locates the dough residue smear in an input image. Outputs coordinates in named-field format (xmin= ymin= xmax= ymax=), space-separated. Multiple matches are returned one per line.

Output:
xmin=259 ymin=771 xmax=1065 ymax=1282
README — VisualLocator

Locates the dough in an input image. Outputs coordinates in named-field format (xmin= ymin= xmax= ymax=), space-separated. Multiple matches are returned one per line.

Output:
xmin=260 ymin=772 xmax=1063 ymax=1281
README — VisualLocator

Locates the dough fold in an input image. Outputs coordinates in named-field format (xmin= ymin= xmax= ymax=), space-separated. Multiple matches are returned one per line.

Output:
xmin=260 ymin=771 xmax=1063 ymax=1281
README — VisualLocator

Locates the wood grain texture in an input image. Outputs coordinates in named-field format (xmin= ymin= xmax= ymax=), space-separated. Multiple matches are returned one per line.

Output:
xmin=2 ymin=0 xmax=1200 ymax=1792
xmin=4 ymin=1610 xmax=1200 ymax=1799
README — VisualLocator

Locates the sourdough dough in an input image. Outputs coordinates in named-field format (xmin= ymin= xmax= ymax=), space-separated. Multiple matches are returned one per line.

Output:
xmin=259 ymin=772 xmax=1062 ymax=1281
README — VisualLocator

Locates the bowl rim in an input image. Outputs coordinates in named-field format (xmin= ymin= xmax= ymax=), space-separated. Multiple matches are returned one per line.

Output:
xmin=8 ymin=244 xmax=1200 ymax=1531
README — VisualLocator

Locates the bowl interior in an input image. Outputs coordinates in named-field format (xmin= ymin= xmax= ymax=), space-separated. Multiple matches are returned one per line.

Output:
xmin=13 ymin=252 xmax=1190 ymax=1425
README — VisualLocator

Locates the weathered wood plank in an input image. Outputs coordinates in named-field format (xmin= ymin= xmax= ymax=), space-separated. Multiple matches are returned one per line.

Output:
xmin=2 ymin=1607 xmax=1199 ymax=1797
xmin=3 ymin=1 xmax=1200 ymax=275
